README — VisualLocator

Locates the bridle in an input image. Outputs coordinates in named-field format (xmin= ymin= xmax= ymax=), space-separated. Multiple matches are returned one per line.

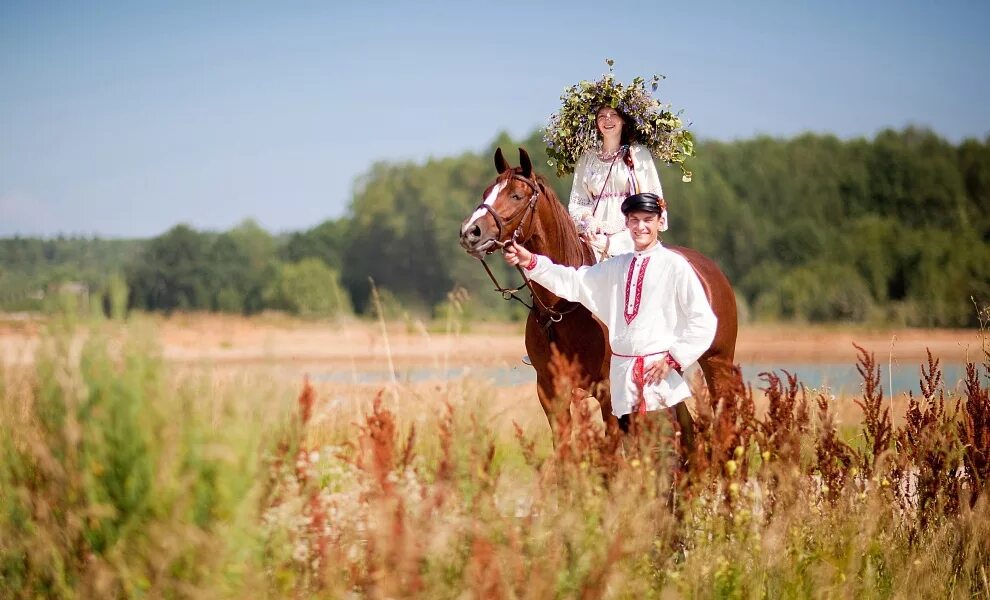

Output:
xmin=473 ymin=172 xmax=541 ymax=252
xmin=471 ymin=172 xmax=579 ymax=326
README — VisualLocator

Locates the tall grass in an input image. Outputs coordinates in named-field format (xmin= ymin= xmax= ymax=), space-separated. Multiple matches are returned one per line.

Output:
xmin=2 ymin=318 xmax=989 ymax=598
xmin=0 ymin=318 xmax=291 ymax=597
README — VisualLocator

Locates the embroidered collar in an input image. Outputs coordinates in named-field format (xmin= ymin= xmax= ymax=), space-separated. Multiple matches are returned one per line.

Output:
xmin=632 ymin=242 xmax=664 ymax=258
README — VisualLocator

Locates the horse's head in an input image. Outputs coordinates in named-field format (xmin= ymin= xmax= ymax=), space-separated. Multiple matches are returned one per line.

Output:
xmin=459 ymin=147 xmax=542 ymax=258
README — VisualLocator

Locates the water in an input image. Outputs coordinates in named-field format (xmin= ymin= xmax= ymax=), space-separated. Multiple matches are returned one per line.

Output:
xmin=313 ymin=360 xmax=978 ymax=396
xmin=738 ymin=361 xmax=972 ymax=396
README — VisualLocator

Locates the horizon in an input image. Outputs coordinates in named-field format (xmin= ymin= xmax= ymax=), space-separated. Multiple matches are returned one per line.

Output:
xmin=3 ymin=1 xmax=989 ymax=238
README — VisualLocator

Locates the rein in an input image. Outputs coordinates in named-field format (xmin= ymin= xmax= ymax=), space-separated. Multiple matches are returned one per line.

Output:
xmin=472 ymin=173 xmax=580 ymax=325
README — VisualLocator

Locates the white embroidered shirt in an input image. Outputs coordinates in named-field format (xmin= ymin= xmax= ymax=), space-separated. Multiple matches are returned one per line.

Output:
xmin=527 ymin=242 xmax=717 ymax=416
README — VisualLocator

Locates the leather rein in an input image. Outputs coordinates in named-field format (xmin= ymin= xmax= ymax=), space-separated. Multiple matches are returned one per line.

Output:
xmin=472 ymin=173 xmax=579 ymax=325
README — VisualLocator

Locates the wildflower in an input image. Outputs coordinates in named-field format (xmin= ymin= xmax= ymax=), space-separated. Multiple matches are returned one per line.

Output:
xmin=734 ymin=445 xmax=744 ymax=459
xmin=733 ymin=510 xmax=747 ymax=526
xmin=726 ymin=460 xmax=738 ymax=475
xmin=292 ymin=542 xmax=308 ymax=563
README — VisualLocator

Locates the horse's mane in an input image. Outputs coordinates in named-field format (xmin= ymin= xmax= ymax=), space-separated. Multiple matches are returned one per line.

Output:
xmin=492 ymin=168 xmax=593 ymax=268
xmin=531 ymin=173 xmax=593 ymax=268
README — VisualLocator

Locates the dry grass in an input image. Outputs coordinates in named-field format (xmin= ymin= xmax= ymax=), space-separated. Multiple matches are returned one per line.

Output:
xmin=2 ymin=314 xmax=990 ymax=598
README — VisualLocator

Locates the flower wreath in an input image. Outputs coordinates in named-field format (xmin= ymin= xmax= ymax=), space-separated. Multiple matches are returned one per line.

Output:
xmin=544 ymin=60 xmax=695 ymax=181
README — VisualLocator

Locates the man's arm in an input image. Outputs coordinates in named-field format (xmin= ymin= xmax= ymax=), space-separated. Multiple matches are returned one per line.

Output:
xmin=667 ymin=260 xmax=718 ymax=369
xmin=502 ymin=241 xmax=609 ymax=317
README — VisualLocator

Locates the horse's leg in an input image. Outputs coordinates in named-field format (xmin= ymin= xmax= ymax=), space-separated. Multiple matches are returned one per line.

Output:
xmin=697 ymin=353 xmax=739 ymax=402
xmin=672 ymin=402 xmax=695 ymax=458
xmin=592 ymin=377 xmax=623 ymax=455
xmin=536 ymin=373 xmax=570 ymax=449
xmin=594 ymin=378 xmax=617 ymax=432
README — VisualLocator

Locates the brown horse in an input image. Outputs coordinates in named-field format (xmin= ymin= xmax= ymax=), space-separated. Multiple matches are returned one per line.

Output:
xmin=459 ymin=147 xmax=738 ymax=444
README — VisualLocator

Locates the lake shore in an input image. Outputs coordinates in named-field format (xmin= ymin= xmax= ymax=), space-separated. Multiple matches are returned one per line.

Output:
xmin=0 ymin=312 xmax=983 ymax=368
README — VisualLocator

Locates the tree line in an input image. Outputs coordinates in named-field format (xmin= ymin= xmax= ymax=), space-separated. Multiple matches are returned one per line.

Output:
xmin=1 ymin=127 xmax=987 ymax=326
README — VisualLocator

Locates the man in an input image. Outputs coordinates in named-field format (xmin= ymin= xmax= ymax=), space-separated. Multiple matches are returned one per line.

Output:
xmin=503 ymin=192 xmax=717 ymax=434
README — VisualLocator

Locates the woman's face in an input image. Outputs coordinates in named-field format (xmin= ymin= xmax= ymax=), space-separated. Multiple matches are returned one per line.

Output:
xmin=595 ymin=107 xmax=625 ymax=138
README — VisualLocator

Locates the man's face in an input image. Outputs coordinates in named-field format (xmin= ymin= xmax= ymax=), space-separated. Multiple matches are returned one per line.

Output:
xmin=625 ymin=210 xmax=661 ymax=251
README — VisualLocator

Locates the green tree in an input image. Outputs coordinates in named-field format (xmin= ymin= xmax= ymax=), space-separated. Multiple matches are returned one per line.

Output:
xmin=127 ymin=225 xmax=211 ymax=312
xmin=281 ymin=219 xmax=349 ymax=269
xmin=958 ymin=137 xmax=990 ymax=240
xmin=756 ymin=262 xmax=875 ymax=322
xmin=267 ymin=258 xmax=352 ymax=317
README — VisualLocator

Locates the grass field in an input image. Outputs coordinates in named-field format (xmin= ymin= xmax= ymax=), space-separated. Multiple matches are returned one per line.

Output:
xmin=1 ymin=313 xmax=988 ymax=598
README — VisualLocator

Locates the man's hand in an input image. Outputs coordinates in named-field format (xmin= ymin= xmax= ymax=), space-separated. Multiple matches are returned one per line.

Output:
xmin=643 ymin=355 xmax=672 ymax=386
xmin=503 ymin=240 xmax=534 ymax=268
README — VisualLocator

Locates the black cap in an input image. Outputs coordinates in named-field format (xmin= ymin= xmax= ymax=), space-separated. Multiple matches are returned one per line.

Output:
xmin=620 ymin=192 xmax=663 ymax=215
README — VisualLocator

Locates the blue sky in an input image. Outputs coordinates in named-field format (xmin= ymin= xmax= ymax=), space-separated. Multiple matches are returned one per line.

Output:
xmin=1 ymin=0 xmax=988 ymax=238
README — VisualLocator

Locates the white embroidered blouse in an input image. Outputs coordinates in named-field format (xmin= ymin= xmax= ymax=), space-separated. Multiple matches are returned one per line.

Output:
xmin=526 ymin=242 xmax=717 ymax=416
xmin=567 ymin=143 xmax=665 ymax=260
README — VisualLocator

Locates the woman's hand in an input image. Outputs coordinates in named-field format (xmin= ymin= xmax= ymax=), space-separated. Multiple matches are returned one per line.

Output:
xmin=643 ymin=355 xmax=672 ymax=386
xmin=503 ymin=240 xmax=534 ymax=268
xmin=577 ymin=214 xmax=601 ymax=236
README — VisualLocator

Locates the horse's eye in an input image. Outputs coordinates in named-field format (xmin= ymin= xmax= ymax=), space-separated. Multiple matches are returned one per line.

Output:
xmin=511 ymin=193 xmax=521 ymax=201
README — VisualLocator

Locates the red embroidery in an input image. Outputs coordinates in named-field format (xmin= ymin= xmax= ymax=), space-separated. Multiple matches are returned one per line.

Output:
xmin=614 ymin=350 xmax=669 ymax=415
xmin=631 ymin=356 xmax=647 ymax=415
xmin=623 ymin=256 xmax=650 ymax=324
xmin=623 ymin=258 xmax=635 ymax=319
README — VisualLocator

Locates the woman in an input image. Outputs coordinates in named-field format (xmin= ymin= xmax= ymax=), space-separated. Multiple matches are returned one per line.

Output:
xmin=568 ymin=105 xmax=666 ymax=261
xmin=529 ymin=63 xmax=692 ymax=365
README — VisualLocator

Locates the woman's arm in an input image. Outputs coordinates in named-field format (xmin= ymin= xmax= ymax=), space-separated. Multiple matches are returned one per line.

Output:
xmin=567 ymin=152 xmax=598 ymax=234
xmin=631 ymin=144 xmax=663 ymax=198
xmin=631 ymin=144 xmax=667 ymax=230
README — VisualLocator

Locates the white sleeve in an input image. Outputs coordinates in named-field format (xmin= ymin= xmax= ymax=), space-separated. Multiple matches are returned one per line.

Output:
xmin=631 ymin=144 xmax=667 ymax=231
xmin=667 ymin=259 xmax=717 ymax=369
xmin=526 ymin=255 xmax=613 ymax=320
xmin=567 ymin=152 xmax=595 ymax=226
xmin=632 ymin=144 xmax=663 ymax=198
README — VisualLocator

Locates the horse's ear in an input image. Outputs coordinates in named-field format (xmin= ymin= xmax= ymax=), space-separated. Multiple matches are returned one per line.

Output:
xmin=494 ymin=147 xmax=509 ymax=174
xmin=518 ymin=147 xmax=533 ymax=178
